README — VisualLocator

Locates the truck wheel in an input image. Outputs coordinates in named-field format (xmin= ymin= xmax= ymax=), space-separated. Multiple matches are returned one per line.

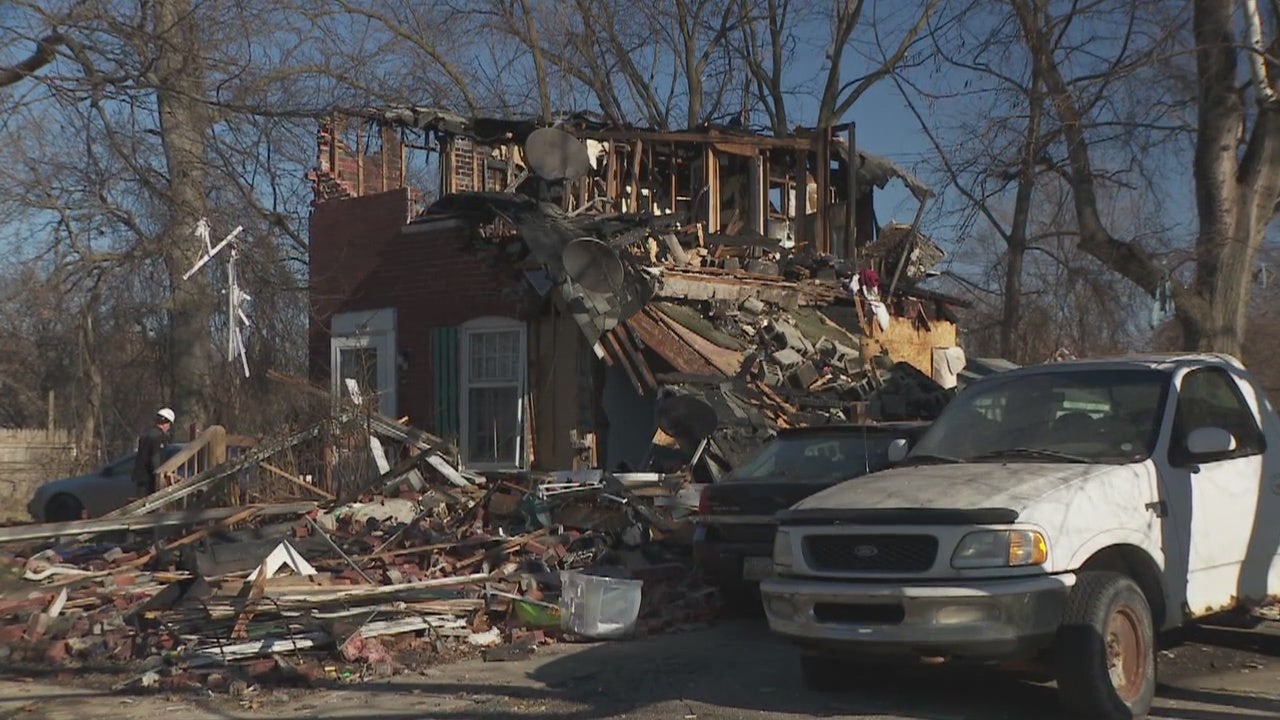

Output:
xmin=1055 ymin=571 xmax=1156 ymax=719
xmin=799 ymin=654 xmax=846 ymax=692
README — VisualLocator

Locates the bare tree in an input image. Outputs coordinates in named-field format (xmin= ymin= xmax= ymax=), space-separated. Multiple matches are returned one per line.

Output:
xmin=893 ymin=0 xmax=1048 ymax=358
xmin=0 ymin=1 xmax=323 ymax=450
xmin=1012 ymin=0 xmax=1280 ymax=355
xmin=736 ymin=0 xmax=940 ymax=134
xmin=895 ymin=0 xmax=1187 ymax=358
xmin=0 ymin=31 xmax=64 ymax=88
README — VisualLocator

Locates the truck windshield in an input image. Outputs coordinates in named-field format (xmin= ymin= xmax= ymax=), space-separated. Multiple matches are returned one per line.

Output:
xmin=909 ymin=369 xmax=1170 ymax=464
xmin=729 ymin=431 xmax=899 ymax=482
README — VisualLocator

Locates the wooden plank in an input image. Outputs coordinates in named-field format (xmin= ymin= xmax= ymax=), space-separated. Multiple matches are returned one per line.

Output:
xmin=0 ymin=502 xmax=316 ymax=544
xmin=272 ymin=573 xmax=491 ymax=603
xmin=649 ymin=308 xmax=743 ymax=376
xmin=260 ymin=462 xmax=336 ymax=500
xmin=625 ymin=312 xmax=720 ymax=376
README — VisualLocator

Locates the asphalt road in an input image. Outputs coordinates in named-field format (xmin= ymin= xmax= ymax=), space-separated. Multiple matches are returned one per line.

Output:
xmin=1 ymin=618 xmax=1278 ymax=720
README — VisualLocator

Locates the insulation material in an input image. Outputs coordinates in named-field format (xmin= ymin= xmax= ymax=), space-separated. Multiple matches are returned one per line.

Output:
xmin=932 ymin=347 xmax=968 ymax=390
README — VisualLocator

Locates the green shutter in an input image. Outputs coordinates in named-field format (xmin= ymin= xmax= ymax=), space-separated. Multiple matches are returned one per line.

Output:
xmin=432 ymin=326 xmax=460 ymax=441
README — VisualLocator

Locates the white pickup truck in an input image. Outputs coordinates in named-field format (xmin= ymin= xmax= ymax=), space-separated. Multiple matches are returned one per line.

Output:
xmin=760 ymin=354 xmax=1280 ymax=719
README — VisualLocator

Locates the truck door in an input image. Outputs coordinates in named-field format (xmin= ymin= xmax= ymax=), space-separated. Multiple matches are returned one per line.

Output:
xmin=1167 ymin=366 xmax=1267 ymax=616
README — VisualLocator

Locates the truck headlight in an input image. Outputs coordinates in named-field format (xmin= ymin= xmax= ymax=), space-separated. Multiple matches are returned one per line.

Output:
xmin=772 ymin=529 xmax=794 ymax=571
xmin=951 ymin=530 xmax=1048 ymax=568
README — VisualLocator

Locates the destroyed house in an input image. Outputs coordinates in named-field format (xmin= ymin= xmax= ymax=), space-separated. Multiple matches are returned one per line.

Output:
xmin=308 ymin=109 xmax=969 ymax=475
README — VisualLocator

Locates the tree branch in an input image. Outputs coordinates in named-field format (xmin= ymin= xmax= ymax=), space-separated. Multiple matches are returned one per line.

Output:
xmin=0 ymin=33 xmax=66 ymax=88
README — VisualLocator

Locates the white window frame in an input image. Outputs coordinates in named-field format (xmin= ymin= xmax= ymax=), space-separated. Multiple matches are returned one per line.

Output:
xmin=459 ymin=316 xmax=527 ymax=471
xmin=330 ymin=308 xmax=397 ymax=417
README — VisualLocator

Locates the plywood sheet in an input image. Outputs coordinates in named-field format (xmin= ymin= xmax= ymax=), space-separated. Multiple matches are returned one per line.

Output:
xmin=873 ymin=316 xmax=958 ymax=377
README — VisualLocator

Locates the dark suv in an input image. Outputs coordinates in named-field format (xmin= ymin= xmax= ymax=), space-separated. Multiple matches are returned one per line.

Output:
xmin=693 ymin=423 xmax=929 ymax=600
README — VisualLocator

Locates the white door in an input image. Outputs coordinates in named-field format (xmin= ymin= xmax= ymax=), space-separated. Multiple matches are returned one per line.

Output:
xmin=330 ymin=309 xmax=397 ymax=417
xmin=1168 ymin=366 xmax=1266 ymax=616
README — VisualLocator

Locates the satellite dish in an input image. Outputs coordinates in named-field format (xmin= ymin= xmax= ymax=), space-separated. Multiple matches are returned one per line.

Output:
xmin=563 ymin=238 xmax=625 ymax=293
xmin=656 ymin=394 xmax=720 ymax=445
xmin=525 ymin=127 xmax=592 ymax=181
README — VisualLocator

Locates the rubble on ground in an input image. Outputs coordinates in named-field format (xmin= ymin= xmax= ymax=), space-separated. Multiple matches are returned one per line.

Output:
xmin=0 ymin=377 xmax=714 ymax=693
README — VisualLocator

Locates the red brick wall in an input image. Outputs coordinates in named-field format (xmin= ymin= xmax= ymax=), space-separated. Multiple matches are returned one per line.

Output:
xmin=309 ymin=188 xmax=526 ymax=430
xmin=309 ymin=120 xmax=406 ymax=201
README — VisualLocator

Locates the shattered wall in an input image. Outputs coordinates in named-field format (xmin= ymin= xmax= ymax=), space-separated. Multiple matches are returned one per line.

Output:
xmin=0 ymin=429 xmax=76 ymax=522
xmin=309 ymin=190 xmax=523 ymax=433
xmin=309 ymin=119 xmax=407 ymax=202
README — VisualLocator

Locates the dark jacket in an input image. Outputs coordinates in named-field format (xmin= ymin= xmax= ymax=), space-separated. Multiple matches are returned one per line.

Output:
xmin=132 ymin=426 xmax=169 ymax=494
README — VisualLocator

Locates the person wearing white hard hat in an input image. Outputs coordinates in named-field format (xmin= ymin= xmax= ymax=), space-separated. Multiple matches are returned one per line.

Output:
xmin=131 ymin=407 xmax=175 ymax=496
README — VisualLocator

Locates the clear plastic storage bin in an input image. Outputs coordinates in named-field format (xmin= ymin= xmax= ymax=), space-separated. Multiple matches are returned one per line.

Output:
xmin=558 ymin=570 xmax=643 ymax=639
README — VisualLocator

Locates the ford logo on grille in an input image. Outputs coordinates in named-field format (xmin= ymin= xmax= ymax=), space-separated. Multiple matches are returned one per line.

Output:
xmin=853 ymin=544 xmax=879 ymax=558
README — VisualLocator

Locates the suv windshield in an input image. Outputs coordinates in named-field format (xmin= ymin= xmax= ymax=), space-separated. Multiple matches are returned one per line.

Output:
xmin=729 ymin=431 xmax=901 ymax=482
xmin=909 ymin=368 xmax=1170 ymax=464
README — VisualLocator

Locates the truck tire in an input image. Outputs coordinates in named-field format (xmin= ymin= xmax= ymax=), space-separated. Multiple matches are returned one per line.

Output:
xmin=1055 ymin=571 xmax=1156 ymax=719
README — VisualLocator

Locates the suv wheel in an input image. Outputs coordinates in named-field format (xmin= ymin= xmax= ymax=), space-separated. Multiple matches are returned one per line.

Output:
xmin=45 ymin=494 xmax=85 ymax=523
xmin=1055 ymin=571 xmax=1156 ymax=719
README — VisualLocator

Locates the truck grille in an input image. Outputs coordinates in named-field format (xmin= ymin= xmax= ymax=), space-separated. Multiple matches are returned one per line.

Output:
xmin=803 ymin=534 xmax=938 ymax=572
xmin=715 ymin=523 xmax=776 ymax=544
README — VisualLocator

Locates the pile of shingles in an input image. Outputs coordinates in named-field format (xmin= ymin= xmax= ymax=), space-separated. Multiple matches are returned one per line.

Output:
xmin=0 ymin=419 xmax=713 ymax=692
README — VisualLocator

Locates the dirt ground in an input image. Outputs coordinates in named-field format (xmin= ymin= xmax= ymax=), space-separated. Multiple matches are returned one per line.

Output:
xmin=1 ymin=618 xmax=1277 ymax=720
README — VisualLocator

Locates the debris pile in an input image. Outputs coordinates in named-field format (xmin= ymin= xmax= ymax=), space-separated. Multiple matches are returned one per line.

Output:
xmin=0 ymin=385 xmax=713 ymax=691
xmin=637 ymin=288 xmax=955 ymax=480
xmin=429 ymin=190 xmax=962 ymax=475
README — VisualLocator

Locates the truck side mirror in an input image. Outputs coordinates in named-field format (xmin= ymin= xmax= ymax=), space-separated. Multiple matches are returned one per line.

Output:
xmin=887 ymin=438 xmax=910 ymax=464
xmin=1186 ymin=427 xmax=1237 ymax=457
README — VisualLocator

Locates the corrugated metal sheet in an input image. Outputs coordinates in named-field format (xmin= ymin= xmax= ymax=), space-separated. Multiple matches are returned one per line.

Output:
xmin=432 ymin=326 xmax=460 ymax=440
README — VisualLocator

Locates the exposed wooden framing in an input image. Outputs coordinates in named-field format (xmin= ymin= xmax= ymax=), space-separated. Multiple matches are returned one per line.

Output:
xmin=704 ymin=145 xmax=720 ymax=232
xmin=794 ymin=147 xmax=807 ymax=249
xmin=606 ymin=142 xmax=619 ymax=200
xmin=669 ymin=159 xmax=678 ymax=216
xmin=582 ymin=128 xmax=811 ymax=150
xmin=816 ymin=128 xmax=830 ymax=255
xmin=503 ymin=143 xmax=514 ymax=192
xmin=630 ymin=139 xmax=642 ymax=212
xmin=750 ymin=155 xmax=766 ymax=235
xmin=646 ymin=142 xmax=656 ymax=213
xmin=845 ymin=123 xmax=857 ymax=260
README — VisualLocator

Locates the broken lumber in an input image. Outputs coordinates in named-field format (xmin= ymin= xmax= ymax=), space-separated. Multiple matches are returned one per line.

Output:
xmin=0 ymin=502 xmax=316 ymax=544
xmin=260 ymin=462 xmax=336 ymax=500
xmin=102 ymin=420 xmax=335 ymax=519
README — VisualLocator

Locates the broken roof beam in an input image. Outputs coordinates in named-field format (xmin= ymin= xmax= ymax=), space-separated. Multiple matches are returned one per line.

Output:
xmin=0 ymin=502 xmax=317 ymax=544
xmin=653 ymin=270 xmax=806 ymax=308
xmin=648 ymin=307 xmax=743 ymax=376
xmin=625 ymin=312 xmax=721 ymax=376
